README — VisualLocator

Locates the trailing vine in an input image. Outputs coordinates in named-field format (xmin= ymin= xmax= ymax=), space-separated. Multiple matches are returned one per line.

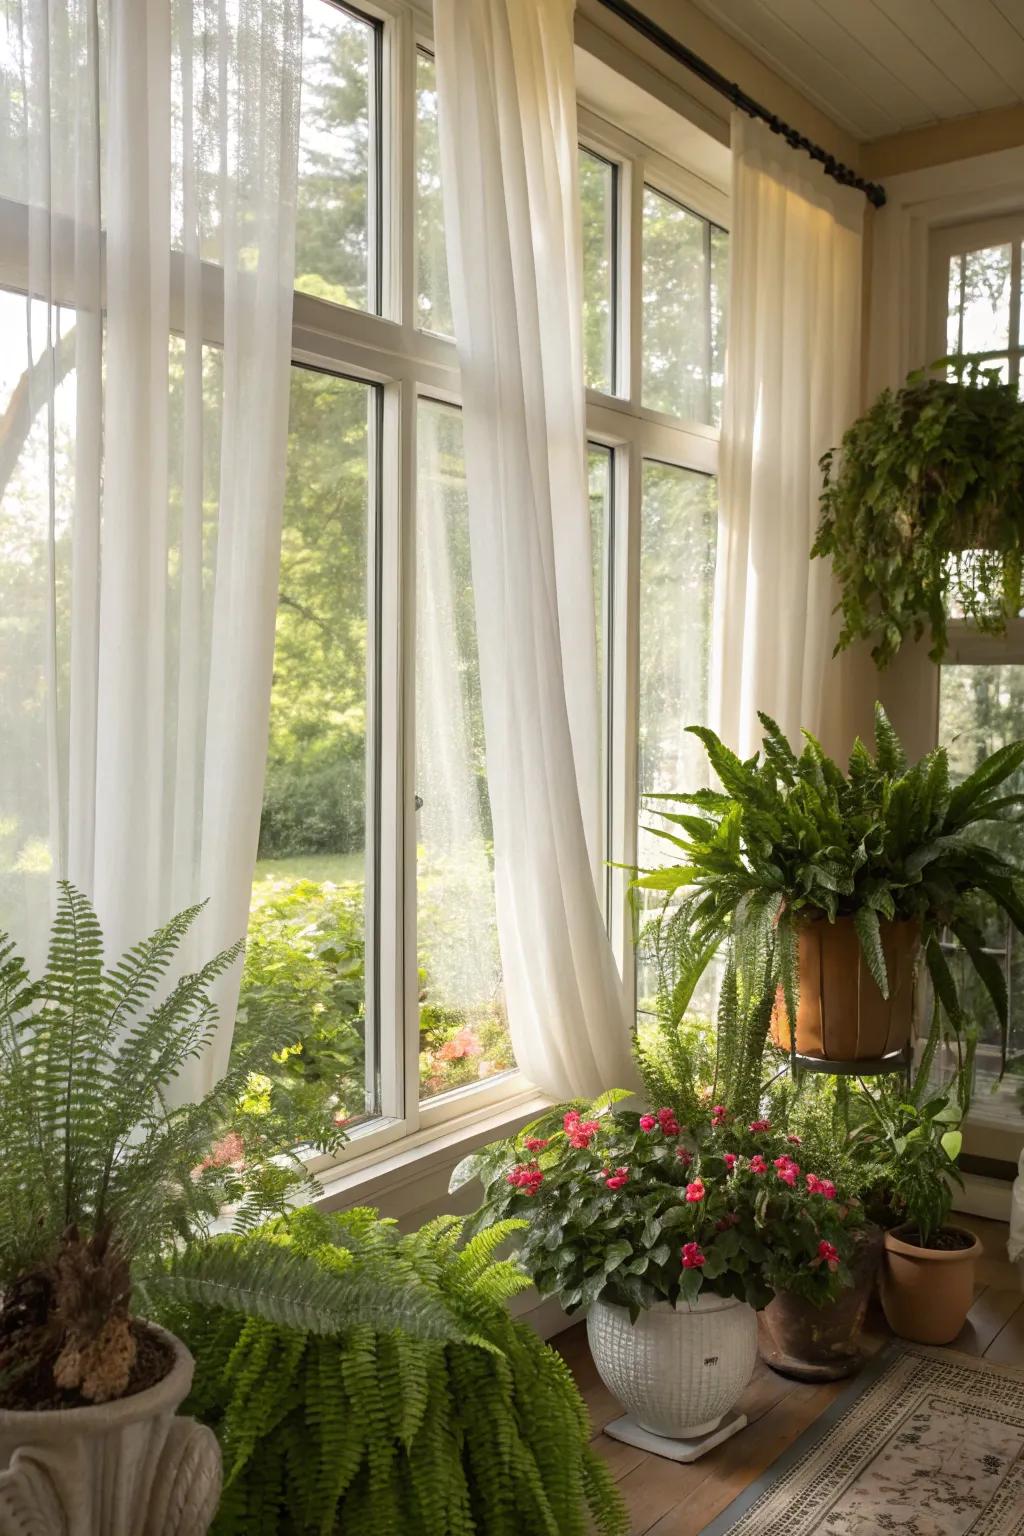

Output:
xmin=812 ymin=360 xmax=1024 ymax=665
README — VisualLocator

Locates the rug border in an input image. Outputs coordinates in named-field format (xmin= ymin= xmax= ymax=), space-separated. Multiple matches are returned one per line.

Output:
xmin=696 ymin=1343 xmax=985 ymax=1536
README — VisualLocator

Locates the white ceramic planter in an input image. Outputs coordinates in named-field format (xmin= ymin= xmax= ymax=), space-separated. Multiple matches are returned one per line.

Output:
xmin=587 ymin=1293 xmax=758 ymax=1439
xmin=0 ymin=1324 xmax=221 ymax=1536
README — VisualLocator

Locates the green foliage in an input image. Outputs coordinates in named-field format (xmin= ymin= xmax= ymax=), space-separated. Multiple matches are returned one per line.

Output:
xmin=633 ymin=704 xmax=1024 ymax=1080
xmin=812 ymin=361 xmax=1024 ymax=666
xmin=0 ymin=885 xmax=462 ymax=1403
xmin=162 ymin=1208 xmax=626 ymax=1536
xmin=457 ymin=1095 xmax=860 ymax=1319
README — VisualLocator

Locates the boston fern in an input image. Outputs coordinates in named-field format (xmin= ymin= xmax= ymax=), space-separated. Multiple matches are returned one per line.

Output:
xmin=813 ymin=361 xmax=1024 ymax=666
xmin=163 ymin=1207 xmax=627 ymax=1536
xmin=0 ymin=884 xmax=459 ymax=1409
xmin=633 ymin=705 xmax=1024 ymax=1103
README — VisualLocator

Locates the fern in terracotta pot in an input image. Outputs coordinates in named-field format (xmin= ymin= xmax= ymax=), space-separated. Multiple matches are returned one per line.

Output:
xmin=0 ymin=885 xmax=461 ymax=1535
xmin=812 ymin=360 xmax=1024 ymax=666
xmin=633 ymin=705 xmax=1024 ymax=1071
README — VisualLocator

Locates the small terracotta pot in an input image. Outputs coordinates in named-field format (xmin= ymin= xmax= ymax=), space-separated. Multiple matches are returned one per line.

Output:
xmin=881 ymin=1225 xmax=981 ymax=1345
xmin=771 ymin=915 xmax=920 ymax=1062
xmin=759 ymin=1226 xmax=883 ymax=1381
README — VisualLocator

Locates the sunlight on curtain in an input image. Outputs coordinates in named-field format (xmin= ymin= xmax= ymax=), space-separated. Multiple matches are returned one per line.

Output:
xmin=0 ymin=0 xmax=301 ymax=1094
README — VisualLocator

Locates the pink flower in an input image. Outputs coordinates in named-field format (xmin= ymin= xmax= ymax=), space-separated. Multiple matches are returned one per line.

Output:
xmin=675 ymin=1146 xmax=693 ymax=1167
xmin=563 ymin=1110 xmax=601 ymax=1149
xmin=711 ymin=1105 xmax=729 ymax=1128
xmin=333 ymin=1113 xmax=349 ymax=1129
xmin=681 ymin=1242 xmax=706 ymax=1269
xmin=749 ymin=1154 xmax=768 ymax=1175
xmin=818 ymin=1179 xmax=836 ymax=1200
xmin=657 ymin=1106 xmax=681 ymax=1135
xmin=507 ymin=1163 xmax=544 ymax=1195
xmin=816 ymin=1239 xmax=840 ymax=1272
xmin=774 ymin=1155 xmax=799 ymax=1187
xmin=805 ymin=1173 xmax=822 ymax=1194
xmin=639 ymin=1113 xmax=657 ymax=1132
xmin=524 ymin=1137 xmax=549 ymax=1152
xmin=786 ymin=1134 xmax=803 ymax=1146
xmin=438 ymin=1027 xmax=484 ymax=1062
xmin=685 ymin=1179 xmax=705 ymax=1203
xmin=748 ymin=1119 xmax=771 ymax=1133
xmin=723 ymin=1152 xmax=737 ymax=1170
xmin=605 ymin=1166 xmax=629 ymax=1191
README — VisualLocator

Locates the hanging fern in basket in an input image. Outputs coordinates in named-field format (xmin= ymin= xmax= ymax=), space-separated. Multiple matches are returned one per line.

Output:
xmin=812 ymin=359 xmax=1024 ymax=666
xmin=160 ymin=1207 xmax=627 ymax=1536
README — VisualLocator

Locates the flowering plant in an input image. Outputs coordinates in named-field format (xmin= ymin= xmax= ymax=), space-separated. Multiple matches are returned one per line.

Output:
xmin=452 ymin=1091 xmax=862 ymax=1319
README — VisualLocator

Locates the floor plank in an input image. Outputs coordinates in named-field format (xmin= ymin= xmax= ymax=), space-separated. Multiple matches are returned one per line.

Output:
xmin=952 ymin=1285 xmax=1024 ymax=1356
xmin=982 ymin=1294 xmax=1024 ymax=1366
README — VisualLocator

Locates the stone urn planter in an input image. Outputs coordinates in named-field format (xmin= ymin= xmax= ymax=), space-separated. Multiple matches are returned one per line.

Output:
xmin=881 ymin=1224 xmax=982 ymax=1345
xmin=759 ymin=1225 xmax=884 ymax=1381
xmin=771 ymin=915 xmax=920 ymax=1063
xmin=0 ymin=1324 xmax=221 ymax=1536
xmin=587 ymin=1294 xmax=758 ymax=1462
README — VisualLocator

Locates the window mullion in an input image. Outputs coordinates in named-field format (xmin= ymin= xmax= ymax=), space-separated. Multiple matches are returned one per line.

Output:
xmin=608 ymin=433 xmax=642 ymax=1006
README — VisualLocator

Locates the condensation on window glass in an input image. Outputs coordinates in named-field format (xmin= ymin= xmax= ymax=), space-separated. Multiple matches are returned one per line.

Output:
xmin=938 ymin=662 xmax=1024 ymax=1113
xmin=635 ymin=462 xmax=718 ymax=1012
xmin=642 ymin=186 xmax=727 ymax=426
xmin=246 ymin=369 xmax=378 ymax=1138
xmin=580 ymin=148 xmax=616 ymax=394
xmin=416 ymin=400 xmax=513 ymax=1101
xmin=415 ymin=50 xmax=452 ymax=337
xmin=946 ymin=244 xmax=1012 ymax=360
xmin=295 ymin=1 xmax=378 ymax=312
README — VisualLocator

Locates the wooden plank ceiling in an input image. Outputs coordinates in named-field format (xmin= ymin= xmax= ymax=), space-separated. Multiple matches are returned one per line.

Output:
xmin=685 ymin=0 xmax=1024 ymax=141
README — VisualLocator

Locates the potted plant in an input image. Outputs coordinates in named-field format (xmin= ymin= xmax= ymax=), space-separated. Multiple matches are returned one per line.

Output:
xmin=454 ymin=1092 xmax=858 ymax=1458
xmin=0 ymin=885 xmax=461 ymax=1535
xmin=161 ymin=1206 xmax=628 ymax=1536
xmin=812 ymin=360 xmax=1024 ymax=666
xmin=634 ymin=704 xmax=1024 ymax=1067
xmin=853 ymin=1039 xmax=980 ymax=1345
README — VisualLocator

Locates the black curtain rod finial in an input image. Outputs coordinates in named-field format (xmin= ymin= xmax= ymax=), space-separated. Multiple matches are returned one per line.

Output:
xmin=594 ymin=0 xmax=887 ymax=209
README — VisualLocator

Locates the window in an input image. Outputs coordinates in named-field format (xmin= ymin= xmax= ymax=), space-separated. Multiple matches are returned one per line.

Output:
xmin=0 ymin=1 xmax=728 ymax=1161
xmin=642 ymin=185 xmax=728 ymax=425
xmin=930 ymin=217 xmax=1024 ymax=1132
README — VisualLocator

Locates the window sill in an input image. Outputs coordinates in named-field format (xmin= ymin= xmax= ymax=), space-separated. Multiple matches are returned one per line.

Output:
xmin=310 ymin=1085 xmax=553 ymax=1223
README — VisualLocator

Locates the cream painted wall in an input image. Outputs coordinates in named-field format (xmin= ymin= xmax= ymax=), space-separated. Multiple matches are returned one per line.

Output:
xmin=865 ymin=104 xmax=1024 ymax=181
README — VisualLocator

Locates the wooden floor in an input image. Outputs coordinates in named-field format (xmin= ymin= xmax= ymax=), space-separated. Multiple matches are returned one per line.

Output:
xmin=555 ymin=1215 xmax=1024 ymax=1536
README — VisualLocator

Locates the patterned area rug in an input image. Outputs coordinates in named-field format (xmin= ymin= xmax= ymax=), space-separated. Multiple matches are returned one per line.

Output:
xmin=700 ymin=1344 xmax=1024 ymax=1535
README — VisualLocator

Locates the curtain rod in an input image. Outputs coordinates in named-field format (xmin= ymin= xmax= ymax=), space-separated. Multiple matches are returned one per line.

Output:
xmin=593 ymin=0 xmax=887 ymax=209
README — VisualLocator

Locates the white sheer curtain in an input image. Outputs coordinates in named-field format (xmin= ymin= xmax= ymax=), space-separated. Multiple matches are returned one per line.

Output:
xmin=711 ymin=113 xmax=864 ymax=760
xmin=433 ymin=0 xmax=637 ymax=1101
xmin=0 ymin=0 xmax=301 ymax=1093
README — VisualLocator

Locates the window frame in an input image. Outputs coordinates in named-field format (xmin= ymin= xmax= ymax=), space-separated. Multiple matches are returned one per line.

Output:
xmin=926 ymin=216 xmax=1024 ymax=1139
xmin=0 ymin=0 xmax=729 ymax=1171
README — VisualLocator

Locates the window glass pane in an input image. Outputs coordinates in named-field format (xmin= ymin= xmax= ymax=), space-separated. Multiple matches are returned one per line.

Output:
xmin=296 ymin=1 xmax=378 ymax=313
xmin=938 ymin=663 xmax=1024 ymax=1114
xmin=588 ymin=444 xmax=612 ymax=886
xmin=245 ymin=369 xmax=377 ymax=1142
xmin=416 ymin=400 xmax=513 ymax=1100
xmin=946 ymin=244 xmax=1012 ymax=359
xmin=580 ymin=147 xmax=615 ymax=393
xmin=415 ymin=50 xmax=452 ymax=337
xmin=636 ymin=462 xmax=718 ymax=1010
xmin=0 ymin=292 xmax=77 ymax=944
xmin=642 ymin=186 xmax=727 ymax=426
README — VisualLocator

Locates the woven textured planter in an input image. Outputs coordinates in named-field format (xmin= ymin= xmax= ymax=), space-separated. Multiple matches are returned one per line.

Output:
xmin=772 ymin=915 xmax=920 ymax=1062
xmin=587 ymin=1294 xmax=758 ymax=1439
xmin=0 ymin=1325 xmax=221 ymax=1536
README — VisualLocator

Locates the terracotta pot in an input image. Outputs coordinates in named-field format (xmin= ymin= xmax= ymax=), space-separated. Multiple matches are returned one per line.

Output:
xmin=881 ymin=1225 xmax=981 ymax=1345
xmin=759 ymin=1226 xmax=884 ymax=1381
xmin=771 ymin=915 xmax=920 ymax=1062
xmin=0 ymin=1324 xmax=221 ymax=1535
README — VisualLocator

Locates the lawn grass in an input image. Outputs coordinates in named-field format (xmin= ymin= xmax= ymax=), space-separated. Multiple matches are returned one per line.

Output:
xmin=252 ymin=851 xmax=365 ymax=886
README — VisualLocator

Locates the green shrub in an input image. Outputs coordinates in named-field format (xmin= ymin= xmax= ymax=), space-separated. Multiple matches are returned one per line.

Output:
xmin=257 ymin=756 xmax=365 ymax=860
xmin=168 ymin=1208 xmax=627 ymax=1536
